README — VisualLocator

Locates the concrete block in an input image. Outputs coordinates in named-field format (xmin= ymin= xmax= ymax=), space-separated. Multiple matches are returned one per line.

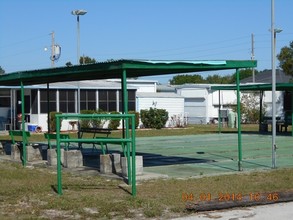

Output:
xmin=26 ymin=145 xmax=42 ymax=161
xmin=121 ymin=156 xmax=143 ymax=177
xmin=0 ymin=142 xmax=5 ymax=155
xmin=11 ymin=144 xmax=42 ymax=162
xmin=11 ymin=144 xmax=21 ymax=161
xmin=111 ymin=153 xmax=122 ymax=174
xmin=64 ymin=150 xmax=83 ymax=168
xmin=47 ymin=148 xmax=64 ymax=166
xmin=100 ymin=154 xmax=112 ymax=174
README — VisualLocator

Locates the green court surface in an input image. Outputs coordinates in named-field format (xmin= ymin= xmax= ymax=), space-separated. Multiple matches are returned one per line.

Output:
xmin=100 ymin=133 xmax=292 ymax=178
xmin=67 ymin=133 xmax=293 ymax=178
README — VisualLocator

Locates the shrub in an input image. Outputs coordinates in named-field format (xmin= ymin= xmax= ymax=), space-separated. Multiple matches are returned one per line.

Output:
xmin=140 ymin=108 xmax=168 ymax=129
xmin=80 ymin=109 xmax=105 ymax=128
xmin=49 ymin=111 xmax=63 ymax=132
xmin=91 ymin=109 xmax=105 ymax=128
xmin=128 ymin=111 xmax=140 ymax=129
xmin=80 ymin=110 xmax=95 ymax=128
xmin=108 ymin=111 xmax=120 ymax=130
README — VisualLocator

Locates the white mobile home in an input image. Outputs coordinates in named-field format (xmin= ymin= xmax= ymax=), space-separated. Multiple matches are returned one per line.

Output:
xmin=175 ymin=83 xmax=284 ymax=124
xmin=136 ymin=92 xmax=185 ymax=127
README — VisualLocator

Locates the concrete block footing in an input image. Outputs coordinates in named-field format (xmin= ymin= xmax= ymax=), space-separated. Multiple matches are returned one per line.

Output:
xmin=100 ymin=154 xmax=112 ymax=174
xmin=64 ymin=150 xmax=83 ymax=168
xmin=111 ymin=153 xmax=122 ymax=174
xmin=121 ymin=156 xmax=143 ymax=177
xmin=11 ymin=144 xmax=42 ymax=162
xmin=47 ymin=148 xmax=64 ymax=166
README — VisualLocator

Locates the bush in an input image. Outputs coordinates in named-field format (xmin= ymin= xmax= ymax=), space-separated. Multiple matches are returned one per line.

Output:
xmin=140 ymin=108 xmax=168 ymax=129
xmin=80 ymin=109 xmax=105 ymax=128
xmin=128 ymin=111 xmax=139 ymax=129
xmin=49 ymin=111 xmax=62 ymax=132
xmin=108 ymin=111 xmax=120 ymax=130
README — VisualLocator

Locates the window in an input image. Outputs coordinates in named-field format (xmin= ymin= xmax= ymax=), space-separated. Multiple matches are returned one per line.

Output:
xmin=119 ymin=90 xmax=136 ymax=112
xmin=80 ymin=90 xmax=96 ymax=111
xmin=40 ymin=90 xmax=57 ymax=113
xmin=31 ymin=90 xmax=38 ymax=114
xmin=0 ymin=89 xmax=10 ymax=108
xmin=98 ymin=90 xmax=117 ymax=112
xmin=59 ymin=90 xmax=75 ymax=113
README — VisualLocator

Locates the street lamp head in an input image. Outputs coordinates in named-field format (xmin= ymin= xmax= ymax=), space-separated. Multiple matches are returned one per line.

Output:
xmin=269 ymin=28 xmax=283 ymax=34
xmin=71 ymin=10 xmax=87 ymax=16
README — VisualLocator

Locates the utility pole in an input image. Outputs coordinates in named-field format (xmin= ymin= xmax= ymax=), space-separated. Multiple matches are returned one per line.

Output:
xmin=50 ymin=31 xmax=55 ymax=67
xmin=251 ymin=33 xmax=255 ymax=83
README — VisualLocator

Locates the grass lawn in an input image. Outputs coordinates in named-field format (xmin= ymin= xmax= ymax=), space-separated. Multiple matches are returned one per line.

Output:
xmin=0 ymin=124 xmax=292 ymax=219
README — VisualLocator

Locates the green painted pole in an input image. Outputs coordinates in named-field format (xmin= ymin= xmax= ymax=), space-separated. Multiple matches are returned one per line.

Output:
xmin=291 ymin=92 xmax=293 ymax=136
xmin=122 ymin=69 xmax=131 ymax=184
xmin=21 ymin=82 xmax=26 ymax=167
xmin=236 ymin=69 xmax=243 ymax=171
xmin=218 ymin=90 xmax=222 ymax=133
xmin=56 ymin=115 xmax=63 ymax=195
xmin=131 ymin=114 xmax=136 ymax=197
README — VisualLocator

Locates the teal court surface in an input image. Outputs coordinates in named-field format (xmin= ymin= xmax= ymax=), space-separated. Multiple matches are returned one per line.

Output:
xmin=80 ymin=133 xmax=293 ymax=178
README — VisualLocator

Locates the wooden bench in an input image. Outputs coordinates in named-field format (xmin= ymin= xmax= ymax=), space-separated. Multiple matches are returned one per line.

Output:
xmin=77 ymin=127 xmax=112 ymax=152
xmin=44 ymin=133 xmax=71 ymax=150
xmin=9 ymin=130 xmax=39 ymax=147
xmin=262 ymin=116 xmax=286 ymax=132
xmin=94 ymin=137 xmax=129 ymax=156
xmin=9 ymin=130 xmax=41 ymax=162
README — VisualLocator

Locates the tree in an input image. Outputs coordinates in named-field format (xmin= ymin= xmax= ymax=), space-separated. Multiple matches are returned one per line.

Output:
xmin=65 ymin=61 xmax=73 ymax=67
xmin=231 ymin=92 xmax=265 ymax=124
xmin=277 ymin=41 xmax=293 ymax=76
xmin=206 ymin=74 xmax=232 ymax=84
xmin=0 ymin=66 xmax=5 ymax=75
xmin=169 ymin=74 xmax=205 ymax=85
xmin=79 ymin=56 xmax=96 ymax=65
xmin=230 ymin=69 xmax=258 ymax=83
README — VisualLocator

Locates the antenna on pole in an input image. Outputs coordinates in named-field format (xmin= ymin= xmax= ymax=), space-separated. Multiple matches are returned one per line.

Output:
xmin=251 ymin=33 xmax=255 ymax=83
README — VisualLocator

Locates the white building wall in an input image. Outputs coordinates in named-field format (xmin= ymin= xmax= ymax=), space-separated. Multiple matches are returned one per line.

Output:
xmin=137 ymin=96 xmax=184 ymax=127
xmin=176 ymin=87 xmax=209 ymax=124
xmin=263 ymin=91 xmax=284 ymax=117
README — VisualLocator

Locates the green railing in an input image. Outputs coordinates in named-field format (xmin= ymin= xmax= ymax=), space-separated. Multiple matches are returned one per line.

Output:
xmin=55 ymin=113 xmax=136 ymax=197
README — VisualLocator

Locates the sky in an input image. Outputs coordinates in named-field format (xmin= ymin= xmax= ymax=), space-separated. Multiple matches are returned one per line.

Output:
xmin=0 ymin=0 xmax=292 ymax=84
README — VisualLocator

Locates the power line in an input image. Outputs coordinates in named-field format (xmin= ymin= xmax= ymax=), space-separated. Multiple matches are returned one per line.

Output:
xmin=0 ymin=34 xmax=48 ymax=49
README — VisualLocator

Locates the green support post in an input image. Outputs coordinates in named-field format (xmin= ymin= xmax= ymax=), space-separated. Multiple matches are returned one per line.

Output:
xmin=56 ymin=115 xmax=63 ymax=195
xmin=131 ymin=115 xmax=136 ymax=196
xmin=21 ymin=82 xmax=26 ymax=166
xmin=122 ymin=69 xmax=132 ymax=185
xmin=291 ymin=92 xmax=293 ymax=136
xmin=236 ymin=69 xmax=243 ymax=171
xmin=218 ymin=90 xmax=222 ymax=133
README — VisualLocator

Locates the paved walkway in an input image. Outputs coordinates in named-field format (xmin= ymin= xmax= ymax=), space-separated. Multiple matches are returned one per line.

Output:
xmin=173 ymin=201 xmax=293 ymax=220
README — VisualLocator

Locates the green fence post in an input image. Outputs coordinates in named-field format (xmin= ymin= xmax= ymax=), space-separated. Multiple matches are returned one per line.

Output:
xmin=236 ymin=69 xmax=243 ymax=171
xmin=21 ymin=81 xmax=26 ymax=167
xmin=122 ymin=69 xmax=131 ymax=184
xmin=56 ymin=115 xmax=62 ymax=195
xmin=131 ymin=114 xmax=136 ymax=197
xmin=218 ymin=90 xmax=222 ymax=134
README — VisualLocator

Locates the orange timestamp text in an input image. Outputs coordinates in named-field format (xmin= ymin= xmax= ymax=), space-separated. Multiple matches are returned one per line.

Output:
xmin=182 ymin=192 xmax=280 ymax=202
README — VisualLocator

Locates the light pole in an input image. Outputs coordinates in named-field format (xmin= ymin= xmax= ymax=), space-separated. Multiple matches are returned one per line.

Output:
xmin=71 ymin=9 xmax=87 ymax=113
xmin=71 ymin=9 xmax=87 ymax=64
xmin=271 ymin=0 xmax=282 ymax=169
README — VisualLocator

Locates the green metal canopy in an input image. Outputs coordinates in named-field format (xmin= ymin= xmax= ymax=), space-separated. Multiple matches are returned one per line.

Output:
xmin=211 ymin=83 xmax=293 ymax=91
xmin=0 ymin=59 xmax=256 ymax=86
xmin=0 ymin=59 xmax=257 ymax=196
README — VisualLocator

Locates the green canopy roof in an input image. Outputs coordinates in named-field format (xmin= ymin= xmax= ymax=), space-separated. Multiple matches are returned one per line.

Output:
xmin=211 ymin=83 xmax=293 ymax=91
xmin=0 ymin=59 xmax=256 ymax=86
